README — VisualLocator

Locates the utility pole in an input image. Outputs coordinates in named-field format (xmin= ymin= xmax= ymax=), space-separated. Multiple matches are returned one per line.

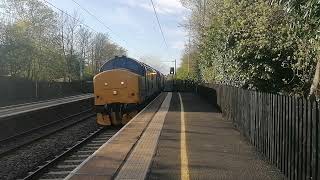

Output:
xmin=174 ymin=59 xmax=177 ymax=92
xmin=203 ymin=0 xmax=206 ymax=28
xmin=79 ymin=58 xmax=83 ymax=80
xmin=174 ymin=59 xmax=177 ymax=77
xmin=188 ymin=35 xmax=190 ymax=74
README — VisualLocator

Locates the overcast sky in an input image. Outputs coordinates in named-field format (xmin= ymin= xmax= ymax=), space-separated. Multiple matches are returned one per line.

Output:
xmin=48 ymin=0 xmax=190 ymax=73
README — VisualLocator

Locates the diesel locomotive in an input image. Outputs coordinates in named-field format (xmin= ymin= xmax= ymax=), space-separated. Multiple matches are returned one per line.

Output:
xmin=93 ymin=56 xmax=165 ymax=126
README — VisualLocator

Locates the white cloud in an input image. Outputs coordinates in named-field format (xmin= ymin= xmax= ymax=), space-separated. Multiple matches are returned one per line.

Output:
xmin=164 ymin=26 xmax=187 ymax=38
xmin=120 ymin=0 xmax=188 ymax=15
xmin=171 ymin=41 xmax=185 ymax=50
xmin=139 ymin=56 xmax=170 ymax=74
xmin=143 ymin=0 xmax=188 ymax=15
xmin=163 ymin=26 xmax=187 ymax=51
xmin=109 ymin=7 xmax=132 ymax=25
xmin=102 ymin=6 xmax=146 ymax=34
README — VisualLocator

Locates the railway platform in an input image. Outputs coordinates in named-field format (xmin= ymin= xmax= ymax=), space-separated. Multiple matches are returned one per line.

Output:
xmin=66 ymin=92 xmax=286 ymax=180
xmin=0 ymin=94 xmax=93 ymax=119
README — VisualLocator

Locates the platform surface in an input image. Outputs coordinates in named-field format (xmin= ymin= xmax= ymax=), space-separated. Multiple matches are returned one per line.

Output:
xmin=146 ymin=93 xmax=285 ymax=180
xmin=67 ymin=92 xmax=286 ymax=180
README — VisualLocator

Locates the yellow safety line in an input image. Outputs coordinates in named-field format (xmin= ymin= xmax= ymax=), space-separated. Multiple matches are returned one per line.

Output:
xmin=179 ymin=93 xmax=190 ymax=180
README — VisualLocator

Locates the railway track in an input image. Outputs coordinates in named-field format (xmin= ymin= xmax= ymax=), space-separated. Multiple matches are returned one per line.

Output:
xmin=22 ymin=127 xmax=119 ymax=180
xmin=0 ymin=109 xmax=95 ymax=157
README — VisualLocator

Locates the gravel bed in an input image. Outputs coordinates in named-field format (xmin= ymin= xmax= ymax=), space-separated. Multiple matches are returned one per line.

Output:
xmin=0 ymin=117 xmax=99 ymax=180
xmin=0 ymin=111 xmax=94 ymax=155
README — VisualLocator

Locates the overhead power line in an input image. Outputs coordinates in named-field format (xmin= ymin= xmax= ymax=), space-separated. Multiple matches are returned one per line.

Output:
xmin=41 ymin=0 xmax=98 ymax=34
xmin=70 ymin=0 xmax=145 ymax=57
xmin=42 ymin=0 xmax=144 ymax=57
xmin=150 ymin=0 xmax=169 ymax=50
xmin=70 ymin=0 xmax=113 ymax=34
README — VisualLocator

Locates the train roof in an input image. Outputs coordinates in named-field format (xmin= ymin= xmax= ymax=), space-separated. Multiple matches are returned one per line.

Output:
xmin=100 ymin=56 xmax=162 ymax=76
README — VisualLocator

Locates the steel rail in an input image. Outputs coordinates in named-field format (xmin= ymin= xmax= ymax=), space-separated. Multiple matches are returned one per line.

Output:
xmin=0 ymin=112 xmax=96 ymax=158
xmin=0 ymin=109 xmax=93 ymax=143
xmin=22 ymin=127 xmax=110 ymax=180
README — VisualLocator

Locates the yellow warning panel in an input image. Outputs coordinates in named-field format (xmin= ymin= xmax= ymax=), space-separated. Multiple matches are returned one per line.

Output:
xmin=97 ymin=113 xmax=111 ymax=126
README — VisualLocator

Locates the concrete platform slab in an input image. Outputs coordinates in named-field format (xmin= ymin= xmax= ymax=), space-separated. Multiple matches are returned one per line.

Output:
xmin=65 ymin=93 xmax=167 ymax=180
xmin=147 ymin=93 xmax=286 ymax=180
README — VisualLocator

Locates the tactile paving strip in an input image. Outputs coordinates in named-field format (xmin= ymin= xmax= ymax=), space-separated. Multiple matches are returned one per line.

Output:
xmin=115 ymin=93 xmax=172 ymax=180
xmin=65 ymin=93 xmax=166 ymax=180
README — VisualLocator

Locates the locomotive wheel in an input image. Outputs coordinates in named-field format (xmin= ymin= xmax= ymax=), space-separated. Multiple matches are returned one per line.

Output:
xmin=110 ymin=104 xmax=123 ymax=126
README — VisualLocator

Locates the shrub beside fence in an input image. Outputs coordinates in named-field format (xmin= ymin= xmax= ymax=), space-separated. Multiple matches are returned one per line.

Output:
xmin=196 ymin=84 xmax=319 ymax=180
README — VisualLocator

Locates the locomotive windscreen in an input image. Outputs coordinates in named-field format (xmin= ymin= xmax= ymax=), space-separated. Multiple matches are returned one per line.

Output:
xmin=100 ymin=56 xmax=146 ymax=76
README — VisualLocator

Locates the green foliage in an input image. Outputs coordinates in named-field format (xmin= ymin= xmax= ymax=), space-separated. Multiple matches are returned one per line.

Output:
xmin=182 ymin=0 xmax=319 ymax=96
xmin=0 ymin=0 xmax=127 ymax=82
xmin=177 ymin=49 xmax=200 ymax=81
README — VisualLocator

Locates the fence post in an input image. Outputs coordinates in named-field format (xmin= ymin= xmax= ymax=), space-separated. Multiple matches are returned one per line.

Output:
xmin=317 ymin=102 xmax=320 ymax=180
xmin=311 ymin=101 xmax=318 ymax=180
xmin=288 ymin=96 xmax=293 ymax=179
xmin=281 ymin=95 xmax=285 ymax=175
xmin=259 ymin=91 xmax=262 ymax=153
xmin=35 ymin=81 xmax=39 ymax=99
xmin=297 ymin=98 xmax=304 ymax=180
xmin=271 ymin=93 xmax=275 ymax=164
xmin=301 ymin=98 xmax=307 ymax=180
xmin=284 ymin=96 xmax=289 ymax=177
xmin=251 ymin=91 xmax=254 ymax=146
xmin=264 ymin=93 xmax=267 ymax=156
xmin=275 ymin=95 xmax=280 ymax=168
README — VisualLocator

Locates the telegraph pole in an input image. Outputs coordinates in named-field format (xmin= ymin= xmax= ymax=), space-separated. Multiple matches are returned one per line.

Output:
xmin=188 ymin=36 xmax=190 ymax=74
xmin=203 ymin=0 xmax=206 ymax=28
xmin=175 ymin=59 xmax=177 ymax=77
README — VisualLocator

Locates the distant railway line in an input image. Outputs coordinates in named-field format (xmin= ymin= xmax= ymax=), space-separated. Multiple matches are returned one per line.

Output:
xmin=0 ymin=109 xmax=95 ymax=157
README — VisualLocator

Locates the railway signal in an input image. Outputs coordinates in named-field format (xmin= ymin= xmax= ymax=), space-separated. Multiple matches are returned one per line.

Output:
xmin=170 ymin=67 xmax=174 ymax=74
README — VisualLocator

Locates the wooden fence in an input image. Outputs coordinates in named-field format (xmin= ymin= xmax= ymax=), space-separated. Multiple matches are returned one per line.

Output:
xmin=0 ymin=77 xmax=93 ymax=106
xmin=197 ymin=84 xmax=319 ymax=180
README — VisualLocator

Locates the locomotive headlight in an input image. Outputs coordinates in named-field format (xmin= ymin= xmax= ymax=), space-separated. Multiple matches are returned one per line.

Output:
xmin=121 ymin=81 xmax=124 ymax=85
xmin=104 ymin=83 xmax=108 ymax=86
xmin=113 ymin=90 xmax=118 ymax=95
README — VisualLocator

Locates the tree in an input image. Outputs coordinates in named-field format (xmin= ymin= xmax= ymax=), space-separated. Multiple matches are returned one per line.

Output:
xmin=177 ymin=47 xmax=200 ymax=81
xmin=77 ymin=27 xmax=92 ymax=80
xmin=276 ymin=0 xmax=320 ymax=98
xmin=180 ymin=0 xmax=318 ymax=96
xmin=90 ymin=33 xmax=127 ymax=74
xmin=0 ymin=0 xmax=127 ymax=81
